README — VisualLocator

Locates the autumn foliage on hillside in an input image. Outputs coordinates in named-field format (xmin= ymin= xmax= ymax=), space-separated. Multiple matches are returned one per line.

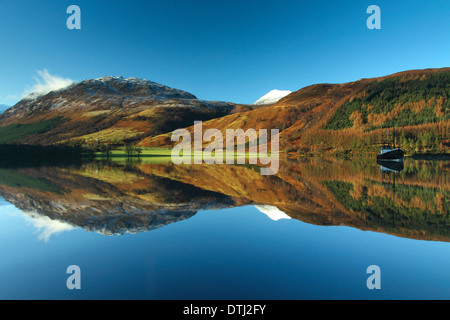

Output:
xmin=140 ymin=68 xmax=449 ymax=157
xmin=307 ymin=71 xmax=450 ymax=156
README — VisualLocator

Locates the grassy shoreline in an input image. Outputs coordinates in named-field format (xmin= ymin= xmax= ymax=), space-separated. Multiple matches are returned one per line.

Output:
xmin=94 ymin=146 xmax=449 ymax=164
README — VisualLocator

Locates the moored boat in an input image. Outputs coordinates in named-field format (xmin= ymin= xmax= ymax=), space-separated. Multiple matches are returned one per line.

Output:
xmin=377 ymin=146 xmax=405 ymax=161
xmin=377 ymin=122 xmax=405 ymax=161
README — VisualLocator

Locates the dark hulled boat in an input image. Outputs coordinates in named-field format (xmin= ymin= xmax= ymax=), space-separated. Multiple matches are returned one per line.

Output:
xmin=377 ymin=146 xmax=405 ymax=161
xmin=377 ymin=122 xmax=405 ymax=161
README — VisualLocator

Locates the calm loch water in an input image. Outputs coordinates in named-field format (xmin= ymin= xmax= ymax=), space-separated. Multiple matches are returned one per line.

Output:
xmin=0 ymin=158 xmax=449 ymax=299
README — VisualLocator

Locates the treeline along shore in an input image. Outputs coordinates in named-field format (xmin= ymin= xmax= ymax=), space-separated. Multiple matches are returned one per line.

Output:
xmin=0 ymin=144 xmax=93 ymax=167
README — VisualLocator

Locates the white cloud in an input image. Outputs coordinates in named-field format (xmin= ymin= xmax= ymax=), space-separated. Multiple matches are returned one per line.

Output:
xmin=23 ymin=211 xmax=75 ymax=242
xmin=0 ymin=203 xmax=75 ymax=242
xmin=22 ymin=69 xmax=75 ymax=100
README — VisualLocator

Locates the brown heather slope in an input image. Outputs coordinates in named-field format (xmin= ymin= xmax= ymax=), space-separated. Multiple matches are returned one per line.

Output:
xmin=137 ymin=82 xmax=354 ymax=148
xmin=138 ymin=68 xmax=450 ymax=155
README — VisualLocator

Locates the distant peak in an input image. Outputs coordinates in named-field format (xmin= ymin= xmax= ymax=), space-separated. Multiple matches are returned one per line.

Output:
xmin=254 ymin=89 xmax=292 ymax=105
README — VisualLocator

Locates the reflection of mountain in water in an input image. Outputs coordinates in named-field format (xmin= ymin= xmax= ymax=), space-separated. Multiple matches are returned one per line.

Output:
xmin=0 ymin=164 xmax=240 ymax=236
xmin=0 ymin=158 xmax=448 ymax=241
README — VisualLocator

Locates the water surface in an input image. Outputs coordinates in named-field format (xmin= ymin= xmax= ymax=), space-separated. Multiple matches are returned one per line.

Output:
xmin=0 ymin=158 xmax=448 ymax=299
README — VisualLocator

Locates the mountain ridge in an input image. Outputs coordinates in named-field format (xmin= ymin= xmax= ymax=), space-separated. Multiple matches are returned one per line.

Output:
xmin=0 ymin=76 xmax=245 ymax=145
xmin=0 ymin=68 xmax=448 ymax=155
xmin=138 ymin=68 xmax=450 ymax=156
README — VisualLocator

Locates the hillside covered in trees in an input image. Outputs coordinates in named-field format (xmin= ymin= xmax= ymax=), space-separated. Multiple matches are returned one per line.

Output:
xmin=317 ymin=71 xmax=449 ymax=156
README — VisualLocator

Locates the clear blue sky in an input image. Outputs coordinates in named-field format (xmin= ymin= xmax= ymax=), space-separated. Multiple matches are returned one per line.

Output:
xmin=0 ymin=0 xmax=449 ymax=105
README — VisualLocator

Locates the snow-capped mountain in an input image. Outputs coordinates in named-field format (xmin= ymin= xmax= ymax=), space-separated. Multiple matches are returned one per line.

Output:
xmin=0 ymin=104 xmax=10 ymax=114
xmin=254 ymin=89 xmax=292 ymax=105
xmin=0 ymin=76 xmax=238 ymax=145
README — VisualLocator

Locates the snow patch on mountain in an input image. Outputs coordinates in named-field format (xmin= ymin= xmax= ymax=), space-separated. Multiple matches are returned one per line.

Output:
xmin=254 ymin=90 xmax=292 ymax=105
xmin=255 ymin=205 xmax=292 ymax=221
xmin=86 ymin=76 xmax=198 ymax=100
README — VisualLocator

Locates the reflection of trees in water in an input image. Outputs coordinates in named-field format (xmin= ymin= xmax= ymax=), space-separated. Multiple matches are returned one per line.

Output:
xmin=125 ymin=157 xmax=142 ymax=168
xmin=322 ymin=159 xmax=449 ymax=240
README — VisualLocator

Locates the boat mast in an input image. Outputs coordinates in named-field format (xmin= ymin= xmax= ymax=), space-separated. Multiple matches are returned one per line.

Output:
xmin=393 ymin=120 xmax=396 ymax=149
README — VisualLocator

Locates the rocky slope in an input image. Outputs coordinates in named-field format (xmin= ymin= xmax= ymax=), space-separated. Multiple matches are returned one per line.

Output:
xmin=0 ymin=76 xmax=241 ymax=145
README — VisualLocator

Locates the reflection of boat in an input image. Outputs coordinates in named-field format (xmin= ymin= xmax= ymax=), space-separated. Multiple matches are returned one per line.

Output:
xmin=378 ymin=159 xmax=402 ymax=205
xmin=377 ymin=159 xmax=404 ymax=173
